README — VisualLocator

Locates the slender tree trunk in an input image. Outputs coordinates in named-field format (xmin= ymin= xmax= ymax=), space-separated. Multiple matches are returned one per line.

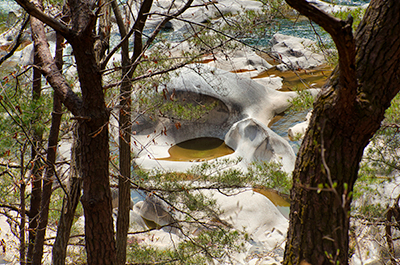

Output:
xmin=113 ymin=0 xmax=131 ymax=262
xmin=27 ymin=17 xmax=43 ymax=265
xmin=29 ymin=0 xmax=63 ymax=261
xmin=283 ymin=1 xmax=400 ymax=264
xmin=52 ymin=176 xmax=81 ymax=265
xmin=51 ymin=15 xmax=83 ymax=265
xmin=52 ymin=126 xmax=82 ymax=264
xmin=19 ymin=145 xmax=27 ymax=265
xmin=31 ymin=95 xmax=62 ymax=264
xmin=112 ymin=1 xmax=152 ymax=263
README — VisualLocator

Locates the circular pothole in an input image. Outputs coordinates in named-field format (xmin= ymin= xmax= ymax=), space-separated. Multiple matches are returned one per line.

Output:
xmin=158 ymin=137 xmax=234 ymax=162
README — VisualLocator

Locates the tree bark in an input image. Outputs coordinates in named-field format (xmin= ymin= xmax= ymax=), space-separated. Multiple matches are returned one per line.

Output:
xmin=51 ymin=14 xmax=83 ymax=265
xmin=112 ymin=1 xmax=132 ymax=263
xmin=16 ymin=0 xmax=116 ymax=263
xmin=67 ymin=1 xmax=116 ymax=263
xmin=283 ymin=1 xmax=400 ymax=264
xmin=52 ymin=127 xmax=82 ymax=265
xmin=27 ymin=28 xmax=43 ymax=265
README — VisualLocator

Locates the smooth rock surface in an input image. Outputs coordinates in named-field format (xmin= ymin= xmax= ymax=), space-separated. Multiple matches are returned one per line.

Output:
xmin=287 ymin=111 xmax=312 ymax=140
xmin=271 ymin=33 xmax=326 ymax=70
xmin=133 ymin=63 xmax=298 ymax=172
xmin=226 ymin=118 xmax=296 ymax=172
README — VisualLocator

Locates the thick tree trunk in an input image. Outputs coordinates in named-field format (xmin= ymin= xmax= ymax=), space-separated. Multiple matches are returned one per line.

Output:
xmin=16 ymin=0 xmax=116 ymax=263
xmin=283 ymin=1 xmax=400 ymax=264
xmin=69 ymin=18 xmax=116 ymax=264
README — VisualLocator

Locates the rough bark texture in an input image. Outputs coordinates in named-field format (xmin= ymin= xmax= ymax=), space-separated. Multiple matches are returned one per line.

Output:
xmin=283 ymin=1 xmax=400 ymax=264
xmin=52 ymin=128 xmax=82 ymax=265
xmin=27 ymin=35 xmax=43 ymax=265
xmin=67 ymin=1 xmax=116 ymax=263
xmin=113 ymin=0 xmax=132 ymax=263
xmin=16 ymin=0 xmax=116 ymax=263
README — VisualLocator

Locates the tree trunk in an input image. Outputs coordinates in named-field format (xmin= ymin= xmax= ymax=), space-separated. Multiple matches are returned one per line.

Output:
xmin=31 ymin=95 xmax=62 ymax=265
xmin=52 ymin=178 xmax=81 ymax=265
xmin=114 ymin=0 xmax=131 ymax=262
xmin=51 ymin=16 xmax=83 ymax=265
xmin=68 ymin=10 xmax=116 ymax=262
xmin=29 ymin=2 xmax=63 ymax=262
xmin=18 ymin=0 xmax=117 ymax=262
xmin=27 ymin=16 xmax=44 ymax=265
xmin=19 ymin=145 xmax=27 ymax=265
xmin=112 ymin=1 xmax=153 ymax=263
xmin=283 ymin=1 xmax=400 ymax=264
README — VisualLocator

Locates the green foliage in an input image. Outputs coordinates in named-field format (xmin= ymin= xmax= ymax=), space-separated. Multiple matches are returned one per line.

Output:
xmin=352 ymin=164 xmax=387 ymax=219
xmin=161 ymin=100 xmax=218 ymax=121
xmin=353 ymin=93 xmax=400 ymax=220
xmin=128 ymin=159 xmax=288 ymax=263
xmin=126 ymin=228 xmax=245 ymax=264
xmin=288 ymin=87 xmax=314 ymax=113
xmin=247 ymin=160 xmax=291 ymax=194
xmin=333 ymin=7 xmax=366 ymax=32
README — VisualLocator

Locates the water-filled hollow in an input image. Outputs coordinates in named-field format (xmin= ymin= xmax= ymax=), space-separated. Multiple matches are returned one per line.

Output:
xmin=158 ymin=137 xmax=234 ymax=161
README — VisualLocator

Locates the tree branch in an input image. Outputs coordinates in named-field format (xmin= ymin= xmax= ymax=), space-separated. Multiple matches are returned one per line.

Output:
xmin=14 ymin=0 xmax=72 ymax=37
xmin=0 ymin=14 xmax=30 ymax=66
xmin=30 ymin=14 xmax=83 ymax=116
xmin=284 ymin=0 xmax=357 ymax=94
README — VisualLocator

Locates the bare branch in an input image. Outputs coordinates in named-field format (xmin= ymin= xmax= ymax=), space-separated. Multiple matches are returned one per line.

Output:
xmin=14 ymin=0 xmax=72 ymax=37
xmin=0 ymin=204 xmax=20 ymax=212
xmin=0 ymin=14 xmax=30 ymax=66
xmin=284 ymin=0 xmax=357 ymax=93
xmin=30 ymin=14 xmax=83 ymax=116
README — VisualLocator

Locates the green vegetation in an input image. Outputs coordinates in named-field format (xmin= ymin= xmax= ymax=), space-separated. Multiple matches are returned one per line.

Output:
xmin=353 ymin=93 xmax=400 ymax=219
xmin=333 ymin=7 xmax=366 ymax=31
xmin=288 ymin=87 xmax=315 ymax=113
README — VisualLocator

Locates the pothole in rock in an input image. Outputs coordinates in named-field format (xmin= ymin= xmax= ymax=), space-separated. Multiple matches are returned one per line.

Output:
xmin=158 ymin=137 xmax=234 ymax=162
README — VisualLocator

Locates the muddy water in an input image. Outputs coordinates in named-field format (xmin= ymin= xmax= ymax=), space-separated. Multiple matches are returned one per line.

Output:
xmin=254 ymin=187 xmax=290 ymax=219
xmin=255 ymin=65 xmax=332 ymax=91
xmin=158 ymin=137 xmax=234 ymax=162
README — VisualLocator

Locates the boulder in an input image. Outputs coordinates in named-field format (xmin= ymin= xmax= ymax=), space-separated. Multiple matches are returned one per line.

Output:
xmin=270 ymin=33 xmax=326 ymax=70
xmin=287 ymin=111 xmax=312 ymax=141
xmin=205 ymin=46 xmax=274 ymax=75
xmin=226 ymin=118 xmax=296 ymax=172
xmin=132 ymin=64 xmax=298 ymax=172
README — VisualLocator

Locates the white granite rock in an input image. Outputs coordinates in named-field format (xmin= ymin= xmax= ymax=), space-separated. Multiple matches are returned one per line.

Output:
xmin=132 ymin=64 xmax=298 ymax=172
xmin=308 ymin=0 xmax=369 ymax=14
xmin=226 ymin=118 xmax=296 ymax=173
xmin=271 ymin=33 xmax=326 ymax=70
xmin=287 ymin=111 xmax=312 ymax=141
